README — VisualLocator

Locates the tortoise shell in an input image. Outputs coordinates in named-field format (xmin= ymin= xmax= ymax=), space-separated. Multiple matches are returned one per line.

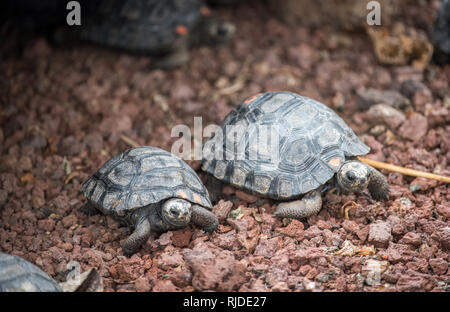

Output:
xmin=0 ymin=253 xmax=62 ymax=292
xmin=202 ymin=91 xmax=370 ymax=200
xmin=82 ymin=146 xmax=212 ymax=217
xmin=78 ymin=0 xmax=210 ymax=53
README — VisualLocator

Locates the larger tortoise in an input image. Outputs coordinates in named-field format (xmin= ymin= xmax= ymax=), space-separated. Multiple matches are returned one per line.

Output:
xmin=202 ymin=91 xmax=389 ymax=219
xmin=0 ymin=253 xmax=62 ymax=292
xmin=59 ymin=0 xmax=235 ymax=68
xmin=81 ymin=146 xmax=218 ymax=256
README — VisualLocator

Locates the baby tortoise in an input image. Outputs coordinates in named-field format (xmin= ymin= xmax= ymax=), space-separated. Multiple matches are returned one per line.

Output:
xmin=0 ymin=253 xmax=62 ymax=292
xmin=59 ymin=0 xmax=236 ymax=68
xmin=81 ymin=146 xmax=218 ymax=256
xmin=432 ymin=0 xmax=450 ymax=64
xmin=202 ymin=91 xmax=389 ymax=219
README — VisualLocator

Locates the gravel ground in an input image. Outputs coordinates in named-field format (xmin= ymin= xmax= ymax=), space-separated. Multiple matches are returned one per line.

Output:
xmin=0 ymin=0 xmax=449 ymax=292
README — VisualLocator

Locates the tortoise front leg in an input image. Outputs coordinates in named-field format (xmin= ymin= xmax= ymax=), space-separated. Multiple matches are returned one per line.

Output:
xmin=122 ymin=218 xmax=151 ymax=256
xmin=274 ymin=189 xmax=322 ymax=219
xmin=151 ymin=47 xmax=190 ymax=69
xmin=367 ymin=167 xmax=389 ymax=201
xmin=191 ymin=205 xmax=219 ymax=233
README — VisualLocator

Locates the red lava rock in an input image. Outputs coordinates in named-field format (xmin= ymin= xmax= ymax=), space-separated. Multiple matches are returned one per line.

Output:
xmin=0 ymin=189 xmax=7 ymax=206
xmin=235 ymin=190 xmax=258 ymax=203
xmin=400 ymin=79 xmax=432 ymax=110
xmin=271 ymin=281 xmax=290 ymax=292
xmin=315 ymin=220 xmax=332 ymax=230
xmin=406 ymin=258 xmax=429 ymax=274
xmin=379 ymin=242 xmax=418 ymax=264
xmin=212 ymin=200 xmax=233 ymax=222
xmin=356 ymin=226 xmax=369 ymax=242
xmin=227 ymin=217 xmax=249 ymax=233
xmin=304 ymin=225 xmax=322 ymax=239
xmin=61 ymin=214 xmax=78 ymax=228
xmin=305 ymin=267 xmax=318 ymax=280
xmin=341 ymin=219 xmax=359 ymax=233
xmin=152 ymin=280 xmax=180 ymax=292
xmin=170 ymin=84 xmax=195 ymax=101
xmin=157 ymin=249 xmax=185 ymax=271
xmin=292 ymin=247 xmax=326 ymax=266
xmin=212 ymin=230 xmax=239 ymax=250
xmin=400 ymin=232 xmax=422 ymax=247
xmin=368 ymin=221 xmax=392 ymax=248
xmin=265 ymin=264 xmax=289 ymax=288
xmin=61 ymin=242 xmax=73 ymax=252
xmin=356 ymin=88 xmax=410 ymax=110
xmin=17 ymin=156 xmax=33 ymax=172
xmin=254 ymin=237 xmax=283 ymax=258
xmin=299 ymin=265 xmax=312 ymax=276
xmin=84 ymin=132 xmax=104 ymax=153
xmin=183 ymin=243 xmax=248 ymax=291
xmin=396 ymin=272 xmax=426 ymax=292
xmin=275 ymin=220 xmax=305 ymax=240
xmin=135 ymin=277 xmax=152 ymax=292
xmin=37 ymin=219 xmax=56 ymax=232
xmin=155 ymin=232 xmax=173 ymax=247
xmin=109 ymin=262 xmax=138 ymax=282
xmin=171 ymin=228 xmax=193 ymax=248
xmin=366 ymin=104 xmax=406 ymax=129
xmin=322 ymin=229 xmax=342 ymax=247
xmin=436 ymin=204 xmax=450 ymax=219
xmin=259 ymin=212 xmax=280 ymax=235
xmin=428 ymin=258 xmax=448 ymax=275
xmin=435 ymin=227 xmax=450 ymax=251
xmin=388 ymin=215 xmax=406 ymax=236
xmin=398 ymin=113 xmax=428 ymax=142
xmin=240 ymin=278 xmax=269 ymax=292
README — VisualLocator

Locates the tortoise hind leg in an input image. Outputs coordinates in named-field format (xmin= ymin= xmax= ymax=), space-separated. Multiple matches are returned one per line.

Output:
xmin=274 ymin=189 xmax=322 ymax=219
xmin=79 ymin=203 xmax=100 ymax=216
xmin=151 ymin=48 xmax=190 ymax=69
xmin=205 ymin=175 xmax=223 ymax=205
xmin=191 ymin=205 xmax=219 ymax=233
xmin=122 ymin=218 xmax=151 ymax=256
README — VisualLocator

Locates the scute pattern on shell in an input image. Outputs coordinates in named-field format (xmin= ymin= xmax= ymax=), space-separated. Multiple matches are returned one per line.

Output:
xmin=82 ymin=146 xmax=212 ymax=215
xmin=202 ymin=91 xmax=370 ymax=199
xmin=0 ymin=253 xmax=62 ymax=292
xmin=79 ymin=0 xmax=205 ymax=53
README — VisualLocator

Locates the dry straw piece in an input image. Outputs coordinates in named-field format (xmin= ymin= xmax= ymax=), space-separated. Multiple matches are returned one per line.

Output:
xmin=358 ymin=156 xmax=450 ymax=183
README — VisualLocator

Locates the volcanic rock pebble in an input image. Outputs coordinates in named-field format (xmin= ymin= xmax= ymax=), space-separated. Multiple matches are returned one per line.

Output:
xmin=368 ymin=221 xmax=392 ymax=248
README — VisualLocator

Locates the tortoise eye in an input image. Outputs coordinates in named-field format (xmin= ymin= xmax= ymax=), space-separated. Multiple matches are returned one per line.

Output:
xmin=170 ymin=208 xmax=178 ymax=215
xmin=217 ymin=25 xmax=228 ymax=37
xmin=346 ymin=171 xmax=356 ymax=182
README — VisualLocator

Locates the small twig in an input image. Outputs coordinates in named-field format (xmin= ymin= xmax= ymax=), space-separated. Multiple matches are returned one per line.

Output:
xmin=64 ymin=171 xmax=79 ymax=184
xmin=340 ymin=201 xmax=357 ymax=220
xmin=358 ymin=156 xmax=450 ymax=183
xmin=120 ymin=135 xmax=140 ymax=148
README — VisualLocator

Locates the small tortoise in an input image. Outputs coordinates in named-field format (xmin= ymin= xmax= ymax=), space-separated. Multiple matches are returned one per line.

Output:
xmin=81 ymin=146 xmax=218 ymax=256
xmin=0 ymin=253 xmax=62 ymax=292
xmin=432 ymin=0 xmax=450 ymax=64
xmin=202 ymin=91 xmax=389 ymax=219
xmin=61 ymin=0 xmax=235 ymax=68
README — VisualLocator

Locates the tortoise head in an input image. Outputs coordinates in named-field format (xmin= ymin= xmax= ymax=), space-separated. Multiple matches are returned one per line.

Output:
xmin=336 ymin=161 xmax=370 ymax=193
xmin=198 ymin=18 xmax=236 ymax=45
xmin=161 ymin=198 xmax=192 ymax=227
